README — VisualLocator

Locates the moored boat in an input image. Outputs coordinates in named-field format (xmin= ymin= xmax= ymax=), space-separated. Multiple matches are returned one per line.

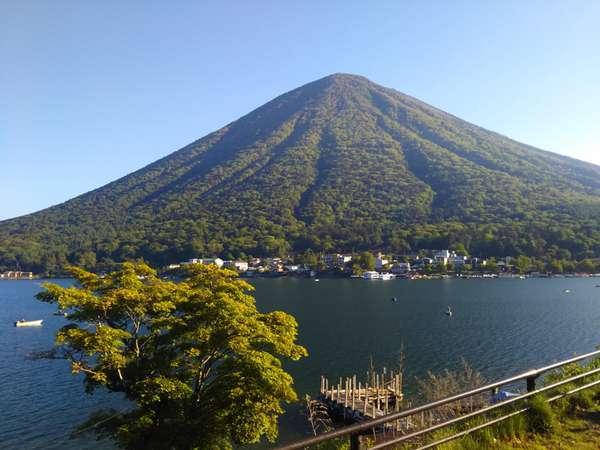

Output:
xmin=362 ymin=271 xmax=380 ymax=280
xmin=14 ymin=319 xmax=43 ymax=327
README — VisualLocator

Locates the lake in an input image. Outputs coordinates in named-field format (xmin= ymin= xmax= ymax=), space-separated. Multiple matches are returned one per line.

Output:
xmin=1 ymin=277 xmax=599 ymax=448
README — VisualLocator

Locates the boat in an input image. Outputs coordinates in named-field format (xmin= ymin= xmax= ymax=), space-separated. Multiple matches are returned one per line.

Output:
xmin=445 ymin=306 xmax=453 ymax=317
xmin=563 ymin=289 xmax=571 ymax=293
xmin=53 ymin=310 xmax=67 ymax=316
xmin=379 ymin=272 xmax=396 ymax=280
xmin=314 ymin=278 xmax=320 ymax=282
xmin=595 ymin=285 xmax=600 ymax=288
xmin=14 ymin=319 xmax=43 ymax=327
xmin=362 ymin=271 xmax=380 ymax=280
xmin=390 ymin=296 xmax=398 ymax=302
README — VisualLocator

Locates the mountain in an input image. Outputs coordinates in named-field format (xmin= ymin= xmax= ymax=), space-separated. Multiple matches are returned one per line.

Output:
xmin=2 ymin=73 xmax=600 ymax=272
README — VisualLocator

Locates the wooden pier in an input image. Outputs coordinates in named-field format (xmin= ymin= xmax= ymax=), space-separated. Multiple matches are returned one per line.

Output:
xmin=319 ymin=369 xmax=403 ymax=426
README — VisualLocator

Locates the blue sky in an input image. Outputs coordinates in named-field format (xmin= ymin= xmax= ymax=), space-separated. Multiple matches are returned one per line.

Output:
xmin=1 ymin=1 xmax=599 ymax=220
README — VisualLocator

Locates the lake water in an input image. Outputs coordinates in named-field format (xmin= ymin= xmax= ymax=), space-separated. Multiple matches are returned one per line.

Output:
xmin=1 ymin=277 xmax=599 ymax=448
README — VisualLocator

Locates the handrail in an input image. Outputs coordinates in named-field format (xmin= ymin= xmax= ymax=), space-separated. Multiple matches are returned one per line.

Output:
xmin=369 ymin=366 xmax=600 ymax=449
xmin=275 ymin=348 xmax=600 ymax=450
xmin=415 ymin=377 xmax=600 ymax=450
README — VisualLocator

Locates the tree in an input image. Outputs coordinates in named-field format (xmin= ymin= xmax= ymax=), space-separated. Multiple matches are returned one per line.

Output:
xmin=515 ymin=255 xmax=532 ymax=274
xmin=36 ymin=263 xmax=307 ymax=449
xmin=549 ymin=259 xmax=563 ymax=274
xmin=576 ymin=259 xmax=595 ymax=273
xmin=358 ymin=251 xmax=375 ymax=271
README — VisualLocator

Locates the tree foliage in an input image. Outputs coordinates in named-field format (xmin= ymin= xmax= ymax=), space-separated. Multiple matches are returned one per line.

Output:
xmin=36 ymin=263 xmax=307 ymax=449
xmin=2 ymin=74 xmax=600 ymax=273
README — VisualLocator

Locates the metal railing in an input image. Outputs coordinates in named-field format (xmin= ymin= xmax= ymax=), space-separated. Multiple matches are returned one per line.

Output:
xmin=276 ymin=348 xmax=600 ymax=450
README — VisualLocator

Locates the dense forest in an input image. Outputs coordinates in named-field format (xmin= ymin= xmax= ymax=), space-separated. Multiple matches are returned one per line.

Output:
xmin=2 ymin=73 xmax=600 ymax=273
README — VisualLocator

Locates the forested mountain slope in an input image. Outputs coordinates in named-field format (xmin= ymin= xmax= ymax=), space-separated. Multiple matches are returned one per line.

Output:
xmin=2 ymin=74 xmax=600 ymax=272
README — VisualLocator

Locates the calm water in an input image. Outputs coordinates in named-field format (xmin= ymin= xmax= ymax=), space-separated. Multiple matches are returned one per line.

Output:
xmin=1 ymin=277 xmax=599 ymax=448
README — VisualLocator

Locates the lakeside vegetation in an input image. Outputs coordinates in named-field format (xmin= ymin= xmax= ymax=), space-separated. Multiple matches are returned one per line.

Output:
xmin=1 ymin=74 xmax=600 ymax=275
xmin=36 ymin=263 xmax=306 ymax=449
xmin=312 ymin=353 xmax=600 ymax=450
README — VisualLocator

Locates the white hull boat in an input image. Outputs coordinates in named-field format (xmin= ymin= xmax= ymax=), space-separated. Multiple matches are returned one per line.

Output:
xmin=15 ymin=319 xmax=43 ymax=327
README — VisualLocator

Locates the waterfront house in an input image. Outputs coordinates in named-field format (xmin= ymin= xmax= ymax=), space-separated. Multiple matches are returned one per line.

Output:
xmin=434 ymin=250 xmax=451 ymax=265
xmin=0 ymin=271 xmax=34 ymax=279
xmin=452 ymin=255 xmax=467 ymax=267
xmin=375 ymin=253 xmax=389 ymax=270
xmin=322 ymin=253 xmax=352 ymax=269
xmin=223 ymin=260 xmax=249 ymax=272
xmin=391 ymin=262 xmax=411 ymax=274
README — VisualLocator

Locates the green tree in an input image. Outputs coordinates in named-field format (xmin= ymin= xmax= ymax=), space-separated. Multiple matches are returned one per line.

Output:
xmin=485 ymin=258 xmax=498 ymax=273
xmin=358 ymin=251 xmax=376 ymax=271
xmin=515 ymin=255 xmax=532 ymax=274
xmin=576 ymin=259 xmax=595 ymax=273
xmin=36 ymin=263 xmax=307 ymax=449
xmin=549 ymin=259 xmax=564 ymax=274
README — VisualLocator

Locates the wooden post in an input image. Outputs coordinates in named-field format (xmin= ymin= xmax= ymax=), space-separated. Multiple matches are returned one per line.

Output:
xmin=363 ymin=382 xmax=368 ymax=415
xmin=345 ymin=378 xmax=349 ymax=407
xmin=351 ymin=376 xmax=356 ymax=410
xmin=384 ymin=389 xmax=388 ymax=415
xmin=376 ymin=375 xmax=380 ymax=410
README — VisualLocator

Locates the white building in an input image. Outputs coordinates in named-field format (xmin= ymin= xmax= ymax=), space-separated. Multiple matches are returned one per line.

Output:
xmin=451 ymin=255 xmax=467 ymax=267
xmin=185 ymin=258 xmax=224 ymax=268
xmin=322 ymin=253 xmax=352 ymax=269
xmin=434 ymin=250 xmax=451 ymax=265
xmin=375 ymin=253 xmax=389 ymax=270
xmin=391 ymin=262 xmax=411 ymax=274
xmin=223 ymin=260 xmax=249 ymax=272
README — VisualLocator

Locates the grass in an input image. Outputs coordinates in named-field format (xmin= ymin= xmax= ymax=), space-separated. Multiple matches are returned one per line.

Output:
xmin=510 ymin=405 xmax=600 ymax=450
xmin=433 ymin=402 xmax=600 ymax=450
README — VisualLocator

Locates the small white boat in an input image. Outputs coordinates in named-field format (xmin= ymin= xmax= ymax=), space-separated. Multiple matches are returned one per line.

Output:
xmin=314 ymin=278 xmax=320 ymax=282
xmin=445 ymin=306 xmax=453 ymax=317
xmin=15 ymin=319 xmax=43 ymax=327
xmin=363 ymin=271 xmax=380 ymax=280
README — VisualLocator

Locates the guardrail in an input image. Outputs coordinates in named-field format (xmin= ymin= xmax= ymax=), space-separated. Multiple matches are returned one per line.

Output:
xmin=276 ymin=348 xmax=600 ymax=450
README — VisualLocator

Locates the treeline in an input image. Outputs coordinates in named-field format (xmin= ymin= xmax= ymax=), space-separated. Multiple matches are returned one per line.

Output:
xmin=1 ymin=218 xmax=599 ymax=274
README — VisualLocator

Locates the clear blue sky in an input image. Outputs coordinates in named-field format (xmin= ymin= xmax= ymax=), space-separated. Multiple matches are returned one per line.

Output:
xmin=2 ymin=1 xmax=599 ymax=220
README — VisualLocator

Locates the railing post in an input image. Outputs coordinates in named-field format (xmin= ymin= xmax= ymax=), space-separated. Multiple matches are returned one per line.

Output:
xmin=350 ymin=432 xmax=364 ymax=450
xmin=526 ymin=375 xmax=537 ymax=392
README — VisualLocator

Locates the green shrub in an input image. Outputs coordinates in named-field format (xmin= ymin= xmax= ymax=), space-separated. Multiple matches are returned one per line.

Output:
xmin=526 ymin=395 xmax=556 ymax=434
xmin=493 ymin=413 xmax=527 ymax=441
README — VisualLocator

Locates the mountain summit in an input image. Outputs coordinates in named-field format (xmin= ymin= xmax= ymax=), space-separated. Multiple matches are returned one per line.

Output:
xmin=2 ymin=74 xmax=600 ymax=271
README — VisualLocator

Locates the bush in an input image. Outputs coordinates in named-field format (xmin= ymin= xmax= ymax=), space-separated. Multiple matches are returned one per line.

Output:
xmin=526 ymin=396 xmax=556 ymax=434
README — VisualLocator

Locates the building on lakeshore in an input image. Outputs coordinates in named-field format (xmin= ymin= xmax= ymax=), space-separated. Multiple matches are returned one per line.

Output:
xmin=322 ymin=253 xmax=352 ymax=269
xmin=434 ymin=250 xmax=451 ymax=265
xmin=0 ymin=271 xmax=34 ymax=279
xmin=451 ymin=255 xmax=467 ymax=267
xmin=223 ymin=260 xmax=249 ymax=272
xmin=391 ymin=262 xmax=411 ymax=274
xmin=183 ymin=258 xmax=224 ymax=268
xmin=375 ymin=253 xmax=389 ymax=270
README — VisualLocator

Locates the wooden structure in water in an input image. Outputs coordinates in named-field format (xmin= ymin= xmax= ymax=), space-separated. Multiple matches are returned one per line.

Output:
xmin=319 ymin=369 xmax=403 ymax=426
